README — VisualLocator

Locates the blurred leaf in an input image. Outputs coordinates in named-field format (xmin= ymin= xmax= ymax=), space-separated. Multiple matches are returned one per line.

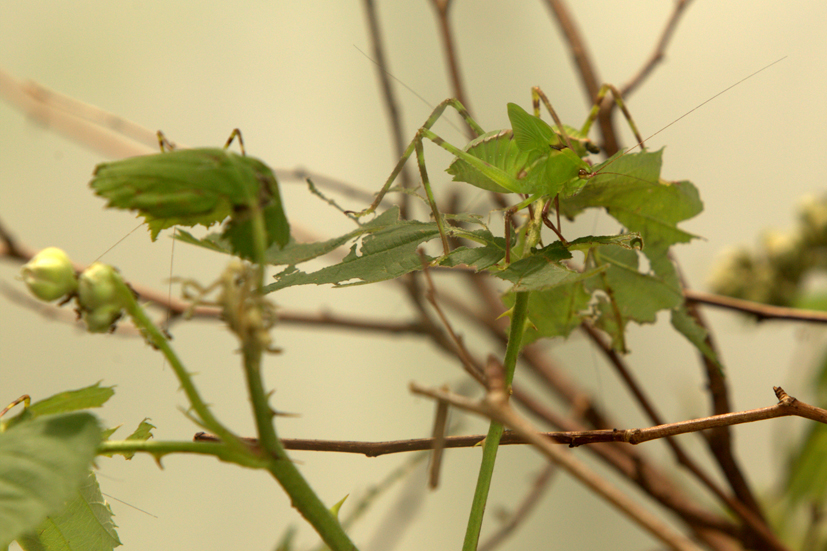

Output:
xmin=0 ymin=413 xmax=101 ymax=548
xmin=28 ymin=383 xmax=114 ymax=418
xmin=785 ymin=422 xmax=827 ymax=506
xmin=17 ymin=472 xmax=121 ymax=551
xmin=670 ymin=305 xmax=723 ymax=372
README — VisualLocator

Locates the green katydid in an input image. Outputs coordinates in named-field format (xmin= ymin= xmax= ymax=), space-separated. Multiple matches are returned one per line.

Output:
xmin=350 ymin=84 xmax=647 ymax=262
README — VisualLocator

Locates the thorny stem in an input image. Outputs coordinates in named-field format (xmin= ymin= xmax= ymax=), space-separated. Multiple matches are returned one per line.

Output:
xmin=462 ymin=292 xmax=529 ymax=551
xmin=115 ymin=275 xmax=243 ymax=452
xmin=241 ymin=206 xmax=359 ymax=551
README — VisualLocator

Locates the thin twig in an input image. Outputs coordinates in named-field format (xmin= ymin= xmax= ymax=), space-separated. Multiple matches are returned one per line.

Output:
xmin=195 ymin=386 xmax=825 ymax=452
xmin=410 ymin=381 xmax=706 ymax=551
xmin=581 ymin=322 xmax=782 ymax=548
xmin=427 ymin=0 xmax=474 ymax=138
xmin=621 ymin=0 xmax=695 ymax=98
xmin=685 ymin=288 xmax=827 ymax=323
xmin=361 ymin=0 xmax=414 ymax=218
xmin=676 ymin=264 xmax=770 ymax=537
xmin=420 ymin=256 xmax=486 ymax=383
xmin=0 ymin=66 xmax=375 ymax=207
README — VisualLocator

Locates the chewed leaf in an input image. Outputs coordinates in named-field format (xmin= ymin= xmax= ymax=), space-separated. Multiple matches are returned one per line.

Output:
xmin=586 ymin=245 xmax=683 ymax=350
xmin=263 ymin=214 xmax=443 ymax=292
xmin=101 ymin=419 xmax=155 ymax=460
xmin=562 ymin=149 xmax=701 ymax=252
xmin=0 ymin=413 xmax=102 ymax=548
xmin=90 ymin=147 xmax=290 ymax=257
xmin=16 ymin=472 xmax=121 ymax=551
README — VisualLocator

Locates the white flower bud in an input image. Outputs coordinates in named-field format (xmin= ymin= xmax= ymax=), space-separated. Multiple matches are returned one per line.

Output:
xmin=77 ymin=263 xmax=125 ymax=333
xmin=20 ymin=247 xmax=78 ymax=301
xmin=78 ymin=263 xmax=120 ymax=311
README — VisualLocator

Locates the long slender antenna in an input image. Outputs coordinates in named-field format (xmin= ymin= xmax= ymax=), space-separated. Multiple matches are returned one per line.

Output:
xmin=628 ymin=56 xmax=787 ymax=154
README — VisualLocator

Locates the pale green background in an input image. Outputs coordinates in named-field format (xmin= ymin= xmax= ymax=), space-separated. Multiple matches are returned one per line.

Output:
xmin=2 ymin=2 xmax=827 ymax=550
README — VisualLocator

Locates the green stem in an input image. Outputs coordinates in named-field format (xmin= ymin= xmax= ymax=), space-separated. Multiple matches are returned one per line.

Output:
xmin=98 ymin=440 xmax=269 ymax=469
xmin=462 ymin=291 xmax=529 ymax=551
xmin=115 ymin=276 xmax=245 ymax=454
xmin=239 ymin=206 xmax=359 ymax=551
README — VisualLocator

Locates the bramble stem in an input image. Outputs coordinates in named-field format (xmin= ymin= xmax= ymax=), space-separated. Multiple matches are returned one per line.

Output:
xmin=462 ymin=291 xmax=529 ymax=551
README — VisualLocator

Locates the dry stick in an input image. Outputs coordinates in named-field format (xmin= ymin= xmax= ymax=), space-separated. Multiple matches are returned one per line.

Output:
xmin=410 ymin=381 xmax=705 ymax=551
xmin=580 ymin=323 xmax=782 ymax=548
xmin=685 ymin=289 xmax=827 ymax=323
xmin=434 ymin=295 xmax=763 ymax=548
xmin=0 ymin=67 xmax=375 ymax=206
xmin=621 ymin=0 xmax=695 ymax=98
xmin=675 ymin=265 xmax=771 ymax=541
xmin=195 ymin=387 xmax=826 ymax=453
xmin=427 ymin=0 xmax=474 ymax=139
xmin=361 ymin=0 xmax=414 ymax=219
xmin=541 ymin=0 xmax=618 ymax=154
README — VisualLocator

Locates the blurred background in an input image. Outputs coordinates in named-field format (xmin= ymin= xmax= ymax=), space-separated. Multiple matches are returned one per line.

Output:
xmin=2 ymin=2 xmax=827 ymax=549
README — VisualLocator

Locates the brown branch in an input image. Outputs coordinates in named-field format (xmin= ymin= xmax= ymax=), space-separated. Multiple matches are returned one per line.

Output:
xmin=427 ymin=0 xmax=474 ymax=137
xmin=196 ymin=386 xmax=824 ymax=455
xmin=621 ymin=0 xmax=695 ymax=98
xmin=685 ymin=288 xmax=827 ymax=323
xmin=541 ymin=0 xmax=599 ymax=101
xmin=361 ymin=0 xmax=414 ymax=218
xmin=582 ymin=322 xmax=780 ymax=547
xmin=411 ymin=381 xmax=706 ymax=551
xmin=677 ymin=265 xmax=771 ymax=542
xmin=412 ymin=384 xmax=804 ymax=551
xmin=540 ymin=0 xmax=621 ymax=155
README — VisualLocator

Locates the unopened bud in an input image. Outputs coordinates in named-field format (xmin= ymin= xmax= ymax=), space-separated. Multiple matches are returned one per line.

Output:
xmin=20 ymin=247 xmax=78 ymax=301
xmin=78 ymin=263 xmax=125 ymax=333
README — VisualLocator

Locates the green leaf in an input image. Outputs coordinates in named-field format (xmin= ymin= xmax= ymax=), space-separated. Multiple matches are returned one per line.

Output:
xmin=586 ymin=245 xmax=683 ymax=350
xmin=670 ymin=305 xmax=723 ymax=371
xmin=439 ymin=244 xmax=505 ymax=271
xmin=263 ymin=215 xmax=441 ymax=292
xmin=100 ymin=419 xmax=155 ymax=460
xmin=785 ymin=421 xmax=827 ymax=506
xmin=17 ymin=472 xmax=121 ymax=551
xmin=566 ymin=232 xmax=644 ymax=252
xmin=493 ymin=243 xmax=582 ymax=292
xmin=90 ymin=148 xmax=290 ymax=257
xmin=562 ymin=149 xmax=702 ymax=253
xmin=784 ymin=350 xmax=827 ymax=505
xmin=28 ymin=383 xmax=115 ymax=418
xmin=504 ymin=280 xmax=592 ymax=343
xmin=0 ymin=413 xmax=102 ymax=548
xmin=177 ymin=207 xmax=403 ymax=266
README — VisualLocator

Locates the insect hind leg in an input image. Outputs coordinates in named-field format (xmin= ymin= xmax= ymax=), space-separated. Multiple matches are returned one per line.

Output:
xmin=581 ymin=84 xmax=646 ymax=152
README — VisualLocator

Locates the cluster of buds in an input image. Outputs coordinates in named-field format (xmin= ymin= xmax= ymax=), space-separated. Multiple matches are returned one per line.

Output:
xmin=708 ymin=195 xmax=827 ymax=307
xmin=20 ymin=248 xmax=126 ymax=332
